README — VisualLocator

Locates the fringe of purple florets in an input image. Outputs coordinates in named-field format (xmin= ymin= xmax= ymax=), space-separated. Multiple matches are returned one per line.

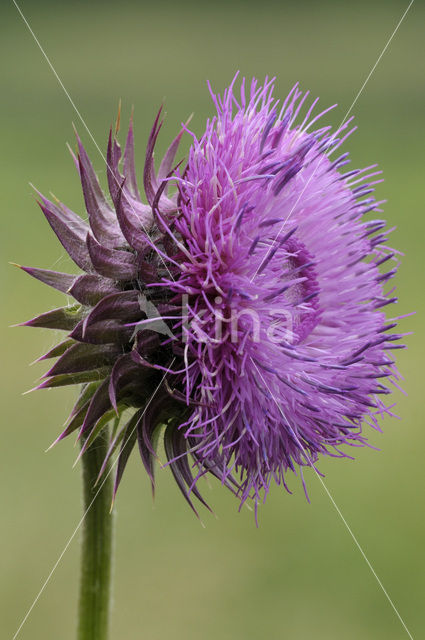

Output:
xmin=158 ymin=76 xmax=404 ymax=510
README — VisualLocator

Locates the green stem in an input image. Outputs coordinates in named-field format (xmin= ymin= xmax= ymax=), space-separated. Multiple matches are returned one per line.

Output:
xmin=77 ymin=429 xmax=114 ymax=640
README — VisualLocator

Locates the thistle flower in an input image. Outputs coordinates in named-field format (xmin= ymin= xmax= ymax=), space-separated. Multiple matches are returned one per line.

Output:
xmin=19 ymin=111 xmax=196 ymax=501
xmin=20 ymin=78 xmax=404 ymax=517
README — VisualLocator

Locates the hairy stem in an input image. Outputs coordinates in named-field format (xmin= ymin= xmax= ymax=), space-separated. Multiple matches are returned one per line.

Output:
xmin=77 ymin=429 xmax=114 ymax=640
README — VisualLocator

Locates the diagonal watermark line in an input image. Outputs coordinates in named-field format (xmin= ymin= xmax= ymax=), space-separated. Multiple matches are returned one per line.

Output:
xmin=250 ymin=357 xmax=414 ymax=640
xmin=341 ymin=0 xmax=414 ymax=125
xmin=12 ymin=0 xmax=177 ymax=284
xmin=250 ymin=0 xmax=414 ymax=284
xmin=12 ymin=360 xmax=175 ymax=640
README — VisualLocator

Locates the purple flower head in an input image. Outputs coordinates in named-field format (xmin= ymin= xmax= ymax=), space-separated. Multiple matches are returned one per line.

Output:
xmin=19 ymin=78 xmax=404 ymax=518
xmin=162 ymin=76 xmax=404 ymax=512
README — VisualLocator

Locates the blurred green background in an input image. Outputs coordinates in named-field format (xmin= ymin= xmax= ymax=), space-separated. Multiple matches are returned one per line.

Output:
xmin=1 ymin=1 xmax=424 ymax=638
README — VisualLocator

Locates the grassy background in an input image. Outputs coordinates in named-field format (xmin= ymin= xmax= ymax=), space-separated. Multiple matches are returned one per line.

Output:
xmin=1 ymin=1 xmax=424 ymax=638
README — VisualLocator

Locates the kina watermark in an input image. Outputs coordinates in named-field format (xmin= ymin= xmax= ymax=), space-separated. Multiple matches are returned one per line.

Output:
xmin=133 ymin=293 xmax=297 ymax=346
